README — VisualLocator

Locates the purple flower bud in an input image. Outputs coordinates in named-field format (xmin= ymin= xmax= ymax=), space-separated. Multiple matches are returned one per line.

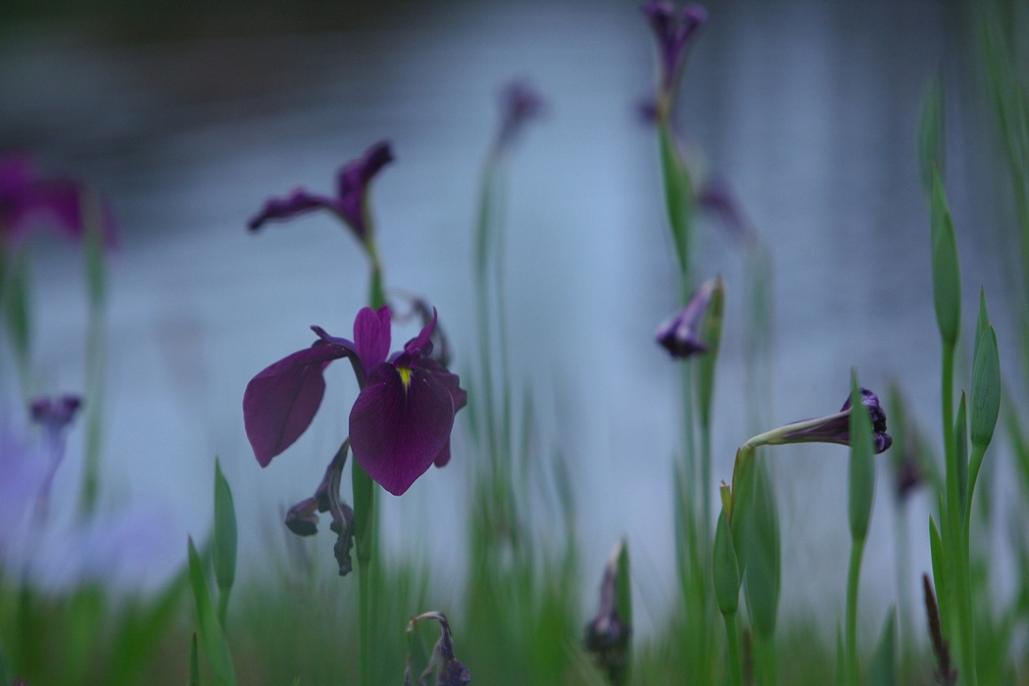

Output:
xmin=584 ymin=545 xmax=631 ymax=680
xmin=247 ymin=140 xmax=394 ymax=245
xmin=496 ymin=80 xmax=545 ymax=151
xmin=656 ymin=277 xmax=718 ymax=359
xmin=0 ymin=154 xmax=116 ymax=248
xmin=894 ymin=453 xmax=922 ymax=501
xmin=778 ymin=388 xmax=893 ymax=454
xmin=642 ymin=1 xmax=708 ymax=96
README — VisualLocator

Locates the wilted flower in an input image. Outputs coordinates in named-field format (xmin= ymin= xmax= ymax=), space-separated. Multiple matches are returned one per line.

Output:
xmin=283 ymin=440 xmax=355 ymax=575
xmin=405 ymin=611 xmax=471 ymax=686
xmin=495 ymin=80 xmax=545 ymax=151
xmin=0 ymin=154 xmax=115 ymax=247
xmin=642 ymin=1 xmax=708 ymax=97
xmin=243 ymin=305 xmax=467 ymax=496
xmin=755 ymin=388 xmax=893 ymax=454
xmin=247 ymin=140 xmax=394 ymax=246
xmin=656 ymin=277 xmax=719 ymax=358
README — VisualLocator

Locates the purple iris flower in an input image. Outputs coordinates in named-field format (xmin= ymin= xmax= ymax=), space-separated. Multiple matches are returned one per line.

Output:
xmin=642 ymin=1 xmax=708 ymax=95
xmin=779 ymin=388 xmax=893 ymax=454
xmin=656 ymin=277 xmax=718 ymax=358
xmin=405 ymin=611 xmax=471 ymax=686
xmin=243 ymin=305 xmax=466 ymax=496
xmin=247 ymin=140 xmax=394 ymax=245
xmin=495 ymin=80 xmax=545 ymax=151
xmin=0 ymin=154 xmax=115 ymax=247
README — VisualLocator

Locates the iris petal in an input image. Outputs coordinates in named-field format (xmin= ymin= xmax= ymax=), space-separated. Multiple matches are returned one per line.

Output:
xmin=243 ymin=341 xmax=353 ymax=467
xmin=349 ymin=364 xmax=456 ymax=496
xmin=353 ymin=305 xmax=392 ymax=371
xmin=247 ymin=189 xmax=340 ymax=232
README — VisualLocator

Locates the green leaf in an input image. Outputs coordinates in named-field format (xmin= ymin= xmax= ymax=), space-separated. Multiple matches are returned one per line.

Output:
xmin=928 ymin=517 xmax=948 ymax=627
xmin=84 ymin=205 xmax=107 ymax=307
xmin=970 ymin=294 xmax=1000 ymax=451
xmin=658 ymin=123 xmax=693 ymax=275
xmin=187 ymin=537 xmax=237 ymax=686
xmin=918 ymin=74 xmax=945 ymax=193
xmin=713 ymin=510 xmax=740 ymax=616
xmin=212 ymin=459 xmax=238 ymax=608
xmin=697 ymin=276 xmax=725 ymax=429
xmin=955 ymin=394 xmax=969 ymax=517
xmin=867 ymin=610 xmax=897 ymax=686
xmin=848 ymin=373 xmax=876 ymax=542
xmin=189 ymin=634 xmax=200 ymax=686
xmin=3 ymin=251 xmax=31 ymax=370
xmin=929 ymin=169 xmax=961 ymax=347
xmin=743 ymin=461 xmax=780 ymax=640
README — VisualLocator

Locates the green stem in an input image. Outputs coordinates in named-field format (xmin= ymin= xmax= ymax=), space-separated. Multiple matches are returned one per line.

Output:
xmin=845 ymin=536 xmax=866 ymax=686
xmin=754 ymin=632 xmax=777 ymax=686
xmin=722 ymin=612 xmax=742 ymax=686
xmin=217 ymin=588 xmax=230 ymax=631
xmin=355 ymin=259 xmax=386 ymax=686
xmin=941 ymin=343 xmax=977 ymax=686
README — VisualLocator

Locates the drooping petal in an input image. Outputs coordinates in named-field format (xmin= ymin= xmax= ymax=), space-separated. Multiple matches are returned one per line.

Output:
xmin=243 ymin=341 xmax=353 ymax=467
xmin=353 ymin=305 xmax=392 ymax=372
xmin=335 ymin=140 xmax=394 ymax=239
xmin=349 ymin=364 xmax=455 ymax=496
xmin=778 ymin=387 xmax=892 ymax=454
xmin=246 ymin=189 xmax=340 ymax=232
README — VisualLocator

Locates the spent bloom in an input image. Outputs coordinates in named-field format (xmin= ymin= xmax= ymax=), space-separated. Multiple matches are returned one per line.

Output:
xmin=495 ymin=80 xmax=545 ymax=152
xmin=656 ymin=276 xmax=719 ymax=358
xmin=747 ymin=388 xmax=893 ymax=454
xmin=247 ymin=140 xmax=394 ymax=247
xmin=0 ymin=154 xmax=115 ymax=247
xmin=584 ymin=541 xmax=631 ymax=682
xmin=243 ymin=305 xmax=466 ymax=496
xmin=405 ymin=611 xmax=471 ymax=686
xmin=642 ymin=1 xmax=708 ymax=98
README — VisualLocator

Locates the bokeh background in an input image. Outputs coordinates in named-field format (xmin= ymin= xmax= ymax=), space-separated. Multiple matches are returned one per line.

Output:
xmin=0 ymin=0 xmax=1021 ymax=639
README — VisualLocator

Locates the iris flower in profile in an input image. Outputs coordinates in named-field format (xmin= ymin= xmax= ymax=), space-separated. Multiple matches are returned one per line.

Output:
xmin=752 ymin=388 xmax=893 ymax=454
xmin=495 ymin=80 xmax=545 ymax=152
xmin=247 ymin=140 xmax=394 ymax=247
xmin=243 ymin=306 xmax=466 ymax=496
xmin=0 ymin=154 xmax=115 ymax=247
xmin=642 ymin=1 xmax=708 ymax=97
xmin=405 ymin=611 xmax=471 ymax=686
xmin=656 ymin=277 xmax=718 ymax=358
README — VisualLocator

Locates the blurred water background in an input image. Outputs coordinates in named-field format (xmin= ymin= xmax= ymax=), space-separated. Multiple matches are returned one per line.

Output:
xmin=0 ymin=0 xmax=1019 ymax=636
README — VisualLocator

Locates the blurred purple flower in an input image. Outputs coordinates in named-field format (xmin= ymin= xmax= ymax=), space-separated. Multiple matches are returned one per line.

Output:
xmin=30 ymin=394 xmax=82 ymax=429
xmin=642 ymin=1 xmax=708 ymax=95
xmin=656 ymin=277 xmax=718 ymax=358
xmin=780 ymin=388 xmax=893 ymax=454
xmin=697 ymin=179 xmax=752 ymax=241
xmin=0 ymin=154 xmax=115 ymax=247
xmin=894 ymin=452 xmax=922 ymax=501
xmin=28 ymin=394 xmax=83 ymax=515
xmin=243 ymin=306 xmax=467 ymax=496
xmin=495 ymin=81 xmax=545 ymax=150
xmin=247 ymin=140 xmax=394 ymax=244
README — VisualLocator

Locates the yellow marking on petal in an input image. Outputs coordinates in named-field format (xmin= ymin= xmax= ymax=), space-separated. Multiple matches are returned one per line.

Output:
xmin=398 ymin=366 xmax=412 ymax=390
